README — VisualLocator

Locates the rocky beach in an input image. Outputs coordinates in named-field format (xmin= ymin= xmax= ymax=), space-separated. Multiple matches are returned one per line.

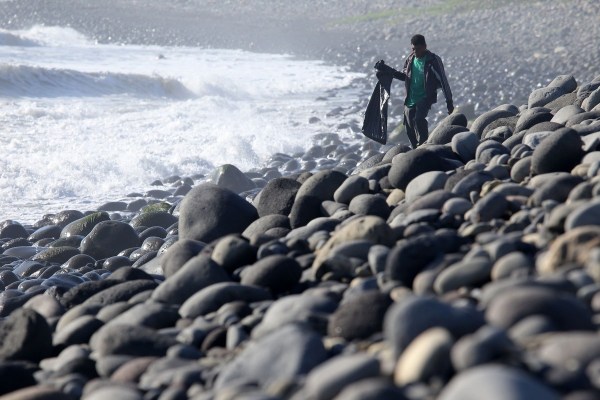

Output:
xmin=1 ymin=0 xmax=600 ymax=399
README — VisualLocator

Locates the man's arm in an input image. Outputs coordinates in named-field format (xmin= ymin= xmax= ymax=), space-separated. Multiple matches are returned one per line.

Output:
xmin=431 ymin=54 xmax=454 ymax=113
xmin=375 ymin=60 xmax=406 ymax=81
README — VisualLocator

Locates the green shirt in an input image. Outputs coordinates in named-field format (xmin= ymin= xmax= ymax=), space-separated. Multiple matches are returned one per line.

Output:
xmin=406 ymin=54 xmax=428 ymax=107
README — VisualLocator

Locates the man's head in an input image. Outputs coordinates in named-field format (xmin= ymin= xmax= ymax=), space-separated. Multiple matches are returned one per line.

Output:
xmin=411 ymin=34 xmax=427 ymax=58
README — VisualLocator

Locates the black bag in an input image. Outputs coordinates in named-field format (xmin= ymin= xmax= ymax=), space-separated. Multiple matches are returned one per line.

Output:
xmin=361 ymin=66 xmax=394 ymax=144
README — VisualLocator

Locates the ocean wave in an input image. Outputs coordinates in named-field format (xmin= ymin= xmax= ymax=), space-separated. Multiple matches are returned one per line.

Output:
xmin=0 ymin=63 xmax=195 ymax=99
xmin=0 ymin=25 xmax=91 ymax=47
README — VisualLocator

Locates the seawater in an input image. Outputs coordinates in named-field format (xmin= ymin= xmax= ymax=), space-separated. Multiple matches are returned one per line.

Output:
xmin=0 ymin=26 xmax=364 ymax=222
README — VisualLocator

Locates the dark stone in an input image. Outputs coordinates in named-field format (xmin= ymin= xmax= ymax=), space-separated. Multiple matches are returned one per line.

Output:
xmin=510 ymin=157 xmax=532 ymax=183
xmin=451 ymin=131 xmax=479 ymax=162
xmin=328 ymin=291 xmax=391 ymax=340
xmin=107 ymin=302 xmax=179 ymax=330
xmin=385 ymin=236 xmax=441 ymax=287
xmin=486 ymin=286 xmax=594 ymax=331
xmin=80 ymin=221 xmax=140 ymax=260
xmin=131 ymin=211 xmax=177 ymax=230
xmin=289 ymin=196 xmax=323 ymax=229
xmin=240 ymin=255 xmax=302 ymax=294
xmin=434 ymin=258 xmax=493 ymax=294
xmin=333 ymin=175 xmax=370 ymax=204
xmin=438 ymin=365 xmax=560 ymax=400
xmin=389 ymin=147 xmax=462 ymax=190
xmin=407 ymin=190 xmax=457 ymax=213
xmin=53 ymin=315 xmax=104 ymax=348
xmin=28 ymin=225 xmax=61 ymax=242
xmin=211 ymin=235 xmax=257 ymax=273
xmin=0 ymin=361 xmax=37 ymax=395
xmin=59 ymin=279 xmax=121 ymax=308
xmin=30 ymin=246 xmax=80 ymax=265
xmin=90 ymin=323 xmax=177 ymax=357
xmin=529 ymin=175 xmax=583 ymax=206
xmin=109 ymin=266 xmax=154 ymax=281
xmin=428 ymin=125 xmax=469 ymax=145
xmin=451 ymin=171 xmax=494 ymax=198
xmin=0 ymin=221 xmax=28 ymax=239
xmin=151 ymin=254 xmax=230 ymax=305
xmin=242 ymin=215 xmax=290 ymax=240
xmin=333 ymin=378 xmax=409 ymax=400
xmin=0 ymin=309 xmax=52 ymax=362
xmin=82 ymin=280 xmax=158 ymax=306
xmin=348 ymin=194 xmax=390 ymax=219
xmin=295 ymin=170 xmax=347 ymax=202
xmin=102 ymin=256 xmax=133 ymax=272
xmin=470 ymin=192 xmax=508 ymax=222
xmin=160 ymin=239 xmax=206 ymax=277
xmin=60 ymin=211 xmax=110 ymax=238
xmin=471 ymin=108 xmax=517 ymax=137
xmin=303 ymin=354 xmax=381 ymax=400
xmin=178 ymin=282 xmax=272 ymax=319
xmin=254 ymin=178 xmax=302 ymax=217
xmin=384 ymin=296 xmax=484 ymax=358
xmin=214 ymin=324 xmax=327 ymax=390
xmin=515 ymin=109 xmax=553 ymax=132
xmin=178 ymin=183 xmax=258 ymax=243
xmin=531 ymin=128 xmax=584 ymax=175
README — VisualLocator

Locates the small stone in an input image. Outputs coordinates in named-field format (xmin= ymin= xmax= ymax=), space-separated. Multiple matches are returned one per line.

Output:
xmin=80 ymin=221 xmax=140 ymax=260
xmin=333 ymin=175 xmax=370 ymax=204
xmin=151 ymin=254 xmax=230 ymax=305
xmin=240 ymin=255 xmax=302 ymax=294
xmin=89 ymin=323 xmax=177 ymax=357
xmin=304 ymin=353 xmax=380 ymax=400
xmin=214 ymin=324 xmax=327 ymax=390
xmin=438 ymin=365 xmax=560 ymax=400
xmin=328 ymin=291 xmax=391 ymax=340
xmin=0 ymin=309 xmax=52 ymax=362
xmin=394 ymin=327 xmax=453 ymax=385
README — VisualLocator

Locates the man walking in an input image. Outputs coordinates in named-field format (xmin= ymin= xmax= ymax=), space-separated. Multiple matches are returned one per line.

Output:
xmin=375 ymin=34 xmax=454 ymax=148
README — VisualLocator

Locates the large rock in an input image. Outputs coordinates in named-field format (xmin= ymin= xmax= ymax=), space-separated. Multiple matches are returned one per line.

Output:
xmin=254 ymin=178 xmax=302 ymax=217
xmin=384 ymin=295 xmax=484 ymax=358
xmin=438 ymin=365 xmax=560 ymax=400
xmin=528 ymin=86 xmax=565 ymax=108
xmin=303 ymin=353 xmax=380 ymax=400
xmin=90 ymin=324 xmax=176 ymax=357
xmin=178 ymin=183 xmax=258 ymax=243
xmin=388 ymin=147 xmax=462 ymax=190
xmin=451 ymin=131 xmax=479 ymax=161
xmin=160 ymin=239 xmax=206 ymax=277
xmin=530 ymin=128 xmax=584 ymax=175
xmin=485 ymin=286 xmax=593 ymax=331
xmin=214 ymin=324 xmax=327 ymax=390
xmin=333 ymin=175 xmax=370 ymax=204
xmin=312 ymin=216 xmax=394 ymax=280
xmin=130 ymin=211 xmax=177 ymax=230
xmin=80 ymin=221 xmax=140 ymax=260
xmin=428 ymin=125 xmax=469 ymax=145
xmin=210 ymin=164 xmax=256 ymax=193
xmin=405 ymin=171 xmax=448 ymax=203
xmin=0 ymin=309 xmax=52 ymax=362
xmin=151 ymin=254 xmax=230 ymax=305
xmin=0 ymin=220 xmax=28 ymax=239
xmin=60 ymin=211 xmax=110 ymax=238
xmin=295 ymin=170 xmax=347 ymax=202
xmin=240 ymin=255 xmax=302 ymax=294
xmin=470 ymin=107 xmax=517 ymax=137
xmin=328 ymin=291 xmax=391 ymax=340
xmin=179 ymin=282 xmax=271 ymax=319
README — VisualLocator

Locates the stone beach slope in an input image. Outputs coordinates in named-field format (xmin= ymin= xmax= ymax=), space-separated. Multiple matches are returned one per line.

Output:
xmin=1 ymin=72 xmax=600 ymax=399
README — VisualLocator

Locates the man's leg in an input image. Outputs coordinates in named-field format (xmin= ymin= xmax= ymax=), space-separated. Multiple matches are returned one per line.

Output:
xmin=414 ymin=100 xmax=431 ymax=146
xmin=403 ymin=106 xmax=418 ymax=149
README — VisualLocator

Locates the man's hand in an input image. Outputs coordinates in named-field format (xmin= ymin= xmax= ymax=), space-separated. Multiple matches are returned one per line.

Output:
xmin=447 ymin=103 xmax=454 ymax=115
xmin=374 ymin=59 xmax=385 ymax=70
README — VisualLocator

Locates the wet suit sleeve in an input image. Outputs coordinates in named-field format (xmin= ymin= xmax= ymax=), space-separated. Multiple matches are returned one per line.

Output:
xmin=376 ymin=62 xmax=406 ymax=81
xmin=431 ymin=54 xmax=453 ymax=109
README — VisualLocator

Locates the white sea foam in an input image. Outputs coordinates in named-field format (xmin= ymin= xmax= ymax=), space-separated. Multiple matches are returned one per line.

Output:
xmin=0 ymin=26 xmax=364 ymax=222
